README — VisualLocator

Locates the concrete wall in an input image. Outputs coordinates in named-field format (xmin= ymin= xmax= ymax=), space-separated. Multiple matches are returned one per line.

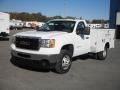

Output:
xmin=109 ymin=0 xmax=120 ymax=28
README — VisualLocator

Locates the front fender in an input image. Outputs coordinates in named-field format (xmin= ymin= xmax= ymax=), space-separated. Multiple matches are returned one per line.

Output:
xmin=55 ymin=34 xmax=74 ymax=54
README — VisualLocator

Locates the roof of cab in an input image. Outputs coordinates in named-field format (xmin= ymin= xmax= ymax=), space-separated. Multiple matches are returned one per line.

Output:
xmin=49 ymin=19 xmax=86 ymax=22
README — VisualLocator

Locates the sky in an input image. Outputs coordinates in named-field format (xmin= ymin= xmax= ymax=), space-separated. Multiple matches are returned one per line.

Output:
xmin=0 ymin=0 xmax=110 ymax=20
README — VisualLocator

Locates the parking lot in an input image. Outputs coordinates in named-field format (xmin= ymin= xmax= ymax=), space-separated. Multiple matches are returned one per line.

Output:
xmin=0 ymin=29 xmax=120 ymax=90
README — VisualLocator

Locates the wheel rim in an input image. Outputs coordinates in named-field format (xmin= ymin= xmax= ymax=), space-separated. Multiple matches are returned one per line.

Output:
xmin=62 ymin=55 xmax=71 ymax=70
xmin=103 ymin=49 xmax=107 ymax=57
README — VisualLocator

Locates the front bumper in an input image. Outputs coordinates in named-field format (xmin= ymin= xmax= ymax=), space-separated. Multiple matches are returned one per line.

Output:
xmin=11 ymin=50 xmax=60 ymax=65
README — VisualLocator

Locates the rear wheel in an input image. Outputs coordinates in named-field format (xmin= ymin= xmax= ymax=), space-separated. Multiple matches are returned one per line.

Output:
xmin=97 ymin=46 xmax=108 ymax=60
xmin=55 ymin=50 xmax=72 ymax=74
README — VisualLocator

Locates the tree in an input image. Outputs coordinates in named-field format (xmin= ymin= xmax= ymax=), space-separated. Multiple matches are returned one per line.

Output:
xmin=9 ymin=12 xmax=49 ymax=22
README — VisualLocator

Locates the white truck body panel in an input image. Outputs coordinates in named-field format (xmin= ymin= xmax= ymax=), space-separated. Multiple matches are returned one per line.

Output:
xmin=90 ymin=29 xmax=115 ymax=53
xmin=0 ymin=12 xmax=10 ymax=36
xmin=11 ymin=19 xmax=115 ymax=59
xmin=10 ymin=19 xmax=115 ymax=73
xmin=11 ymin=30 xmax=115 ymax=56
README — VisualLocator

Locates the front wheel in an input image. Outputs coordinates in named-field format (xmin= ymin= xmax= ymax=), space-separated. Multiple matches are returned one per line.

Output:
xmin=97 ymin=46 xmax=108 ymax=60
xmin=55 ymin=50 xmax=72 ymax=74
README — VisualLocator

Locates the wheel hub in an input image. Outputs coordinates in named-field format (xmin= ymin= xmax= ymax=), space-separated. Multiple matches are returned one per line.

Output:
xmin=62 ymin=55 xmax=71 ymax=70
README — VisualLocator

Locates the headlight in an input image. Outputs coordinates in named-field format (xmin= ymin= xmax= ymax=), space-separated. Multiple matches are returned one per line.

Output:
xmin=41 ymin=39 xmax=55 ymax=48
xmin=12 ymin=36 xmax=16 ymax=44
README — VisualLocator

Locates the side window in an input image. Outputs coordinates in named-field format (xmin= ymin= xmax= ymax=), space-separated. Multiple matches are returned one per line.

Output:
xmin=76 ymin=22 xmax=85 ymax=31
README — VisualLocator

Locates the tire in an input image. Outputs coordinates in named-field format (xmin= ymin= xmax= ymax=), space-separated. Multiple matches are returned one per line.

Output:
xmin=11 ymin=55 xmax=16 ymax=60
xmin=55 ymin=50 xmax=72 ymax=74
xmin=97 ymin=46 xmax=108 ymax=60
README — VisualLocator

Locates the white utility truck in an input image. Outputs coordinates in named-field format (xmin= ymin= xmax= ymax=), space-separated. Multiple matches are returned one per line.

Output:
xmin=0 ymin=12 xmax=10 ymax=37
xmin=11 ymin=19 xmax=115 ymax=74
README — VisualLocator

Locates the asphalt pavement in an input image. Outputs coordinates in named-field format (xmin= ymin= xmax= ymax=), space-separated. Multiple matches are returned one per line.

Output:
xmin=0 ymin=29 xmax=120 ymax=90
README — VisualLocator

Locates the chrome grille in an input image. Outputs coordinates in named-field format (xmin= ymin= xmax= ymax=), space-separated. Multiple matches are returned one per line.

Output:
xmin=15 ymin=36 xmax=40 ymax=50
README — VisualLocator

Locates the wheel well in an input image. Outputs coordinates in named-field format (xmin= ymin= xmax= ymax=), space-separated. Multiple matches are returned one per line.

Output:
xmin=61 ymin=44 xmax=74 ymax=56
xmin=105 ymin=42 xmax=110 ymax=49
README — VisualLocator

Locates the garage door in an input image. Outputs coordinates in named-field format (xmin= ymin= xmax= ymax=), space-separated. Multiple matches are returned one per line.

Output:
xmin=116 ymin=12 xmax=120 ymax=25
xmin=116 ymin=12 xmax=120 ymax=39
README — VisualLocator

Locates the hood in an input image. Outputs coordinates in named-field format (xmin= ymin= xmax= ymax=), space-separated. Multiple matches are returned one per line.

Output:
xmin=15 ymin=30 xmax=68 ymax=39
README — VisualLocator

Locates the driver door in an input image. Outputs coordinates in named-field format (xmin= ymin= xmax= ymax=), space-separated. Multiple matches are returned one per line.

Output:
xmin=74 ymin=22 xmax=90 ymax=56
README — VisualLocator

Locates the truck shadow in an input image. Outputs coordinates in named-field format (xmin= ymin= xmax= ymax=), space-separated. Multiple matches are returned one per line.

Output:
xmin=10 ymin=58 xmax=51 ymax=73
xmin=10 ymin=54 xmax=96 ymax=73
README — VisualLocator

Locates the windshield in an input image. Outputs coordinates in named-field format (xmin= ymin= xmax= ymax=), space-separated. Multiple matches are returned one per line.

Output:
xmin=37 ymin=21 xmax=75 ymax=33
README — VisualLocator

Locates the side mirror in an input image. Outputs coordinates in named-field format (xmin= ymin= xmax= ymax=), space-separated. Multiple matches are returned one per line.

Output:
xmin=76 ymin=29 xmax=81 ymax=35
xmin=76 ymin=27 xmax=90 ymax=35
xmin=84 ymin=27 xmax=90 ymax=35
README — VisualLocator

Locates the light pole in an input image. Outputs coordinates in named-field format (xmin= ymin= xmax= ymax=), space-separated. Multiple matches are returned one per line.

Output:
xmin=64 ymin=0 xmax=67 ymax=18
